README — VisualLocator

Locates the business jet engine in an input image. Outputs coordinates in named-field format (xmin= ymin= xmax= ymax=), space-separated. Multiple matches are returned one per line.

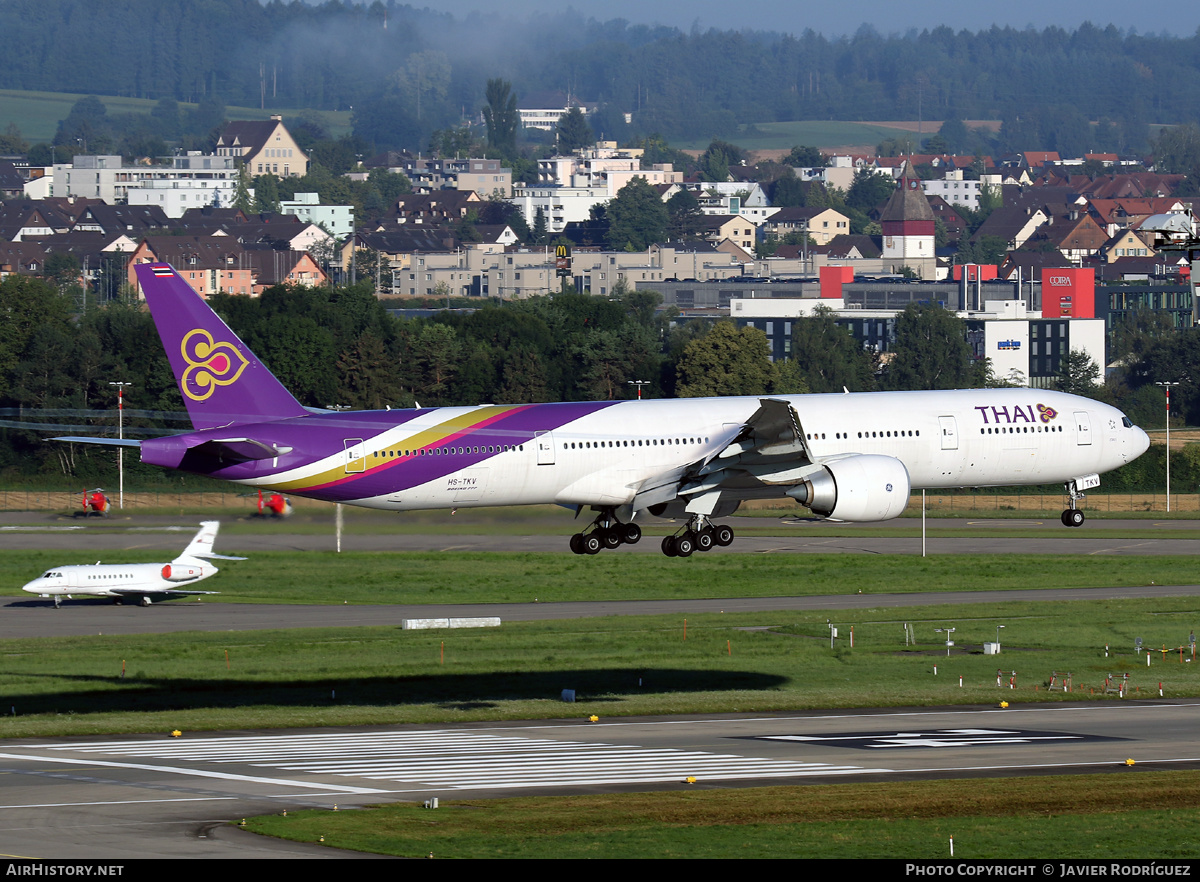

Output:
xmin=161 ymin=563 xmax=204 ymax=583
xmin=785 ymin=454 xmax=911 ymax=522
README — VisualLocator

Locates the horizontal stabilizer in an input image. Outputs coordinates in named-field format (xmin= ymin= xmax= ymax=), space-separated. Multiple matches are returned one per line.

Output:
xmin=50 ymin=436 xmax=142 ymax=448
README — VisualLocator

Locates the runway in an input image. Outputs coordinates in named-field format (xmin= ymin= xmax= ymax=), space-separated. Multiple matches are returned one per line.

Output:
xmin=0 ymin=702 xmax=1195 ymax=858
xmin=3 ymin=514 xmax=1200 ymax=639
xmin=4 ymin=582 xmax=1200 ymax=639
xmin=5 ymin=514 xmax=1200 ymax=560
xmin=2 ymin=514 xmax=1199 ymax=858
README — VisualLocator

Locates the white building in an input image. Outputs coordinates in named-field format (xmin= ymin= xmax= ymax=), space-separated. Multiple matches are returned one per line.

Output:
xmin=514 ymin=142 xmax=682 ymax=233
xmin=922 ymin=169 xmax=985 ymax=209
xmin=58 ymin=153 xmax=240 ymax=218
xmin=280 ymin=192 xmax=354 ymax=239
xmin=510 ymin=185 xmax=611 ymax=235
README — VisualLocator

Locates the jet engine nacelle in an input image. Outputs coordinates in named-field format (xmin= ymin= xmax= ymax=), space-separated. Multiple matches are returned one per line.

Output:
xmin=161 ymin=563 xmax=203 ymax=583
xmin=786 ymin=454 xmax=910 ymax=522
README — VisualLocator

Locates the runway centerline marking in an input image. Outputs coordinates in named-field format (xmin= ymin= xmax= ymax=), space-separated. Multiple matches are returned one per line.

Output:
xmin=751 ymin=727 xmax=1121 ymax=750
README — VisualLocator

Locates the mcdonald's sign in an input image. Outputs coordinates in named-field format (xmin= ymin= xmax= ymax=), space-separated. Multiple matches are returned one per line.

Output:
xmin=555 ymin=243 xmax=572 ymax=278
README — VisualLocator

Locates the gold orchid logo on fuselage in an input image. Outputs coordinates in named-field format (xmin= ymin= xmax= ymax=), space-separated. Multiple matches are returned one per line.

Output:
xmin=180 ymin=329 xmax=249 ymax=401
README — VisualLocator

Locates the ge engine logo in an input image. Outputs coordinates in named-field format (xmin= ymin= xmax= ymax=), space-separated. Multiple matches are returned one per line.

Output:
xmin=885 ymin=483 xmax=893 ymax=492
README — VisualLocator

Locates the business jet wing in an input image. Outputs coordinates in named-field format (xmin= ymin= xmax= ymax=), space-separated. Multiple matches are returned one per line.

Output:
xmin=109 ymin=587 xmax=219 ymax=597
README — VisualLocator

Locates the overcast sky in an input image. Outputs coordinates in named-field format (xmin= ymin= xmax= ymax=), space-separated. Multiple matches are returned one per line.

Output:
xmin=410 ymin=0 xmax=1200 ymax=38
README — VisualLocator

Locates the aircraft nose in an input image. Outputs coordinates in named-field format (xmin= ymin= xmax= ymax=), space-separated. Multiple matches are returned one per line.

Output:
xmin=1135 ymin=426 xmax=1151 ymax=457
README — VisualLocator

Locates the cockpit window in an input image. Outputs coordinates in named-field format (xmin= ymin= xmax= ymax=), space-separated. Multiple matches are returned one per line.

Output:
xmin=1122 ymin=417 xmax=1133 ymax=428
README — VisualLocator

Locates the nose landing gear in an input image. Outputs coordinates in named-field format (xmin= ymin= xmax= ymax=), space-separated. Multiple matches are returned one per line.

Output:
xmin=1061 ymin=479 xmax=1087 ymax=527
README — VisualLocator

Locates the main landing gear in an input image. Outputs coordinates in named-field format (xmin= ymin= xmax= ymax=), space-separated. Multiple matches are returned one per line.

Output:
xmin=661 ymin=516 xmax=735 ymax=557
xmin=1061 ymin=480 xmax=1086 ymax=527
xmin=569 ymin=508 xmax=642 ymax=555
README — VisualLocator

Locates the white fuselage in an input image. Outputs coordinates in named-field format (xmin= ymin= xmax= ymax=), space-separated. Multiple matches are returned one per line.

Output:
xmin=254 ymin=388 xmax=1149 ymax=513
xmin=22 ymin=560 xmax=212 ymax=599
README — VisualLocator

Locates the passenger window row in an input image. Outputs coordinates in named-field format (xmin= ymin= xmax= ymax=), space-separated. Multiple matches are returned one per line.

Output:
xmin=980 ymin=426 xmax=1064 ymax=434
xmin=564 ymin=437 xmax=708 ymax=449
xmin=372 ymin=444 xmax=523 ymax=459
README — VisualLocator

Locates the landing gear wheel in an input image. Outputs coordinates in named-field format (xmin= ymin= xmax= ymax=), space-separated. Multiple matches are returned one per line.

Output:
xmin=713 ymin=524 xmax=735 ymax=546
xmin=695 ymin=528 xmax=715 ymax=552
xmin=600 ymin=528 xmax=623 ymax=549
xmin=620 ymin=523 xmax=642 ymax=545
xmin=583 ymin=533 xmax=603 ymax=554
xmin=674 ymin=532 xmax=696 ymax=557
xmin=661 ymin=535 xmax=678 ymax=557
xmin=1063 ymin=509 xmax=1085 ymax=527
xmin=570 ymin=533 xmax=586 ymax=554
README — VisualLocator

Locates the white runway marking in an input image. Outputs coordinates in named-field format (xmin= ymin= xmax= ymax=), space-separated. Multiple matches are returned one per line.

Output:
xmin=34 ymin=730 xmax=891 ymax=790
xmin=0 ymin=751 xmax=387 ymax=794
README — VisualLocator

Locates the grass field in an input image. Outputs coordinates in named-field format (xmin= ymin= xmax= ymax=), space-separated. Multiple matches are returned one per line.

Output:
xmin=0 ymin=88 xmax=351 ymax=143
xmin=4 ymin=505 xmax=1197 ymax=858
xmin=2 ymin=549 xmax=1196 ymax=606
xmin=0 ymin=87 xmax=976 ymax=152
xmin=672 ymin=120 xmax=934 ymax=151
xmin=244 ymin=772 xmax=1200 ymax=858
xmin=8 ymin=486 xmax=1198 ymax=519
xmin=2 ymin=597 xmax=1197 ymax=737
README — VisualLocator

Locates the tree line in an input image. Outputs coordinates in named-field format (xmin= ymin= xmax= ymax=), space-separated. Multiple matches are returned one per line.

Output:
xmin=2 ymin=2 xmax=1199 ymax=152
xmin=1 ymin=273 xmax=1181 ymax=490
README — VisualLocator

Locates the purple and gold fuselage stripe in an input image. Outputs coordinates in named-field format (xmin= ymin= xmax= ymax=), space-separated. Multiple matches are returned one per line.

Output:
xmin=265 ymin=400 xmax=618 ymax=502
xmin=268 ymin=404 xmax=533 ymax=493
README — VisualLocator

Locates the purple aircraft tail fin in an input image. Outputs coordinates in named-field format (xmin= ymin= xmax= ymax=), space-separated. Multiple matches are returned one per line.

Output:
xmin=134 ymin=263 xmax=310 ymax=430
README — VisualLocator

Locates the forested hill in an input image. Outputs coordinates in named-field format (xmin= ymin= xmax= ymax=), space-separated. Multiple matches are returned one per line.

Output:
xmin=3 ymin=0 xmax=1199 ymax=150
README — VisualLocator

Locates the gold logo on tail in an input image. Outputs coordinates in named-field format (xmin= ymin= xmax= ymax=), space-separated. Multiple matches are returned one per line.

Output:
xmin=180 ymin=329 xmax=248 ymax=401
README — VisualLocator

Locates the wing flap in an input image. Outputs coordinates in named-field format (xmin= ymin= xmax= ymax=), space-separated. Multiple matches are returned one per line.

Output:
xmin=641 ymin=398 xmax=822 ymax=510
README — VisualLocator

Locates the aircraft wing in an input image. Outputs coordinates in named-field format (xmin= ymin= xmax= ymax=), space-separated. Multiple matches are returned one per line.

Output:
xmin=109 ymin=588 xmax=219 ymax=597
xmin=693 ymin=398 xmax=826 ymax=486
xmin=713 ymin=397 xmax=814 ymax=462
xmin=633 ymin=398 xmax=823 ymax=510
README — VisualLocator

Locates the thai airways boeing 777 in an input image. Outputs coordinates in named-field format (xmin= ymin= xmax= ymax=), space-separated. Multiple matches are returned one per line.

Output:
xmin=56 ymin=263 xmax=1150 ymax=557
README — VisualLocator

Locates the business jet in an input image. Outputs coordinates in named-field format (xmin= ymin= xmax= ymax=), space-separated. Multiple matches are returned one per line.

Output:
xmin=22 ymin=521 xmax=244 ymax=607
xmin=54 ymin=263 xmax=1150 ymax=557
